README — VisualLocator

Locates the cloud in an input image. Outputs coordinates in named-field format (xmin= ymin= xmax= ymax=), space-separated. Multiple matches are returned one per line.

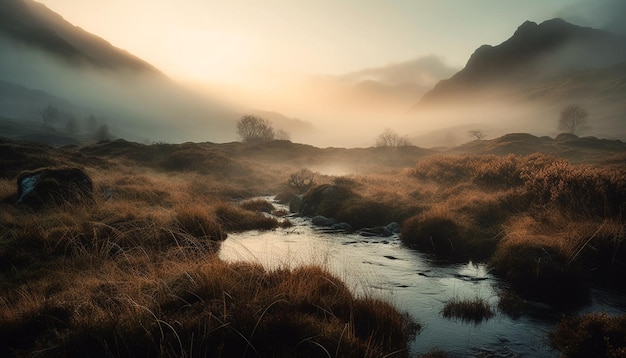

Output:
xmin=557 ymin=0 xmax=626 ymax=35
xmin=340 ymin=55 xmax=458 ymax=88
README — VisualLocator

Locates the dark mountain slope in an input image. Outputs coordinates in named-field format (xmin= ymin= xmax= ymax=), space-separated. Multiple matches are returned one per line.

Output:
xmin=419 ymin=18 xmax=626 ymax=105
xmin=0 ymin=0 xmax=160 ymax=73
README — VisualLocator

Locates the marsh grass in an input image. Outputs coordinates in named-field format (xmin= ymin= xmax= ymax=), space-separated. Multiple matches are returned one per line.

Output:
xmin=442 ymin=296 xmax=494 ymax=324
xmin=1 ymin=139 xmax=418 ymax=357
xmin=240 ymin=198 xmax=276 ymax=213
xmin=404 ymin=153 xmax=626 ymax=302
xmin=2 ymin=137 xmax=625 ymax=355
xmin=497 ymin=290 xmax=528 ymax=318
xmin=215 ymin=203 xmax=281 ymax=231
xmin=549 ymin=312 xmax=626 ymax=357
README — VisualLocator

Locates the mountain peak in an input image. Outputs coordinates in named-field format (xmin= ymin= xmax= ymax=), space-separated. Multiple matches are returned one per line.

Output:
xmin=419 ymin=18 xmax=626 ymax=105
xmin=515 ymin=20 xmax=537 ymax=33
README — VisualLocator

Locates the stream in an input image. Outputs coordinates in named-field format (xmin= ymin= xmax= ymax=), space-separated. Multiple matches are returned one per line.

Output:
xmin=218 ymin=199 xmax=626 ymax=357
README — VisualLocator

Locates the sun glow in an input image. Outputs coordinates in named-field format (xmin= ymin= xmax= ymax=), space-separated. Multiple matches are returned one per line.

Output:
xmin=162 ymin=26 xmax=258 ymax=84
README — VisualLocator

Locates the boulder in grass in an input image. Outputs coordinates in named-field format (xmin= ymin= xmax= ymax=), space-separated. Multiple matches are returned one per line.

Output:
xmin=17 ymin=167 xmax=93 ymax=206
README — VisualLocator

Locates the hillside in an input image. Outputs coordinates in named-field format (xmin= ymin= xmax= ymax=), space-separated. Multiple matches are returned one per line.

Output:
xmin=412 ymin=18 xmax=626 ymax=142
xmin=0 ymin=0 xmax=159 ymax=72
xmin=419 ymin=18 xmax=626 ymax=105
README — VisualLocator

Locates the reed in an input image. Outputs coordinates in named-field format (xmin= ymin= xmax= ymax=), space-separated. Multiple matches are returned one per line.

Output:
xmin=442 ymin=296 xmax=494 ymax=323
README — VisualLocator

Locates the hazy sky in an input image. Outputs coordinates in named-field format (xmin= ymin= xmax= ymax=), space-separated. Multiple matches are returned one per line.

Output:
xmin=36 ymin=0 xmax=584 ymax=87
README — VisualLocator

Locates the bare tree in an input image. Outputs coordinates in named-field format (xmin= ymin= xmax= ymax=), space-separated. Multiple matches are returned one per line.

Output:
xmin=236 ymin=115 xmax=275 ymax=143
xmin=85 ymin=114 xmax=98 ymax=133
xmin=559 ymin=104 xmax=589 ymax=135
xmin=288 ymin=168 xmax=316 ymax=193
xmin=375 ymin=128 xmax=412 ymax=147
xmin=467 ymin=129 xmax=487 ymax=140
xmin=65 ymin=116 xmax=79 ymax=134
xmin=94 ymin=123 xmax=111 ymax=142
xmin=39 ymin=104 xmax=61 ymax=127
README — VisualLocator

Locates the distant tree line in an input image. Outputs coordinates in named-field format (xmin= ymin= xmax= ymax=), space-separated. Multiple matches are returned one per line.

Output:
xmin=38 ymin=103 xmax=111 ymax=141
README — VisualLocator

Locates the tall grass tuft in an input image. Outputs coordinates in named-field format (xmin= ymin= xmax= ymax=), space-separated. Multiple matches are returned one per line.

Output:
xmin=215 ymin=203 xmax=280 ymax=231
xmin=549 ymin=312 xmax=626 ymax=357
xmin=442 ymin=296 xmax=494 ymax=324
xmin=174 ymin=205 xmax=226 ymax=241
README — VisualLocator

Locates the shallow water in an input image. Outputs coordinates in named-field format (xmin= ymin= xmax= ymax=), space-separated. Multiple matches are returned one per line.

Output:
xmin=219 ymin=201 xmax=626 ymax=357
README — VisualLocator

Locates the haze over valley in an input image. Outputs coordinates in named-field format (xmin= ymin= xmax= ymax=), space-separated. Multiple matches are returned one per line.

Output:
xmin=1 ymin=0 xmax=625 ymax=147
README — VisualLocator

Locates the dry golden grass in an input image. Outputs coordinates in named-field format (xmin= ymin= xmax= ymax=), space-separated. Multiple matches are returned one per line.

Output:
xmin=1 ymin=137 xmax=625 ymax=355
xmin=1 ymin=139 xmax=419 ymax=356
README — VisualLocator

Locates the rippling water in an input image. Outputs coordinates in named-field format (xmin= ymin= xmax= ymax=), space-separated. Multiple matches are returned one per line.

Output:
xmin=219 ymin=201 xmax=626 ymax=357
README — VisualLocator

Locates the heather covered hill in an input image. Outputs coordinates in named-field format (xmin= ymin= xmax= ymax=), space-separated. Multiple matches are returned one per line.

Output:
xmin=449 ymin=133 xmax=626 ymax=164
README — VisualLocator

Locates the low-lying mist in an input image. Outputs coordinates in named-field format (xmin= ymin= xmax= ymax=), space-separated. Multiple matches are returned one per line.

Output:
xmin=202 ymin=76 xmax=586 ymax=149
xmin=3 ymin=34 xmax=623 ymax=149
xmin=0 ymin=35 xmax=239 ymax=144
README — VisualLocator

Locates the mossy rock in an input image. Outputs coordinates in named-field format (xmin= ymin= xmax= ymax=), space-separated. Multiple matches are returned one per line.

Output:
xmin=16 ymin=167 xmax=93 ymax=207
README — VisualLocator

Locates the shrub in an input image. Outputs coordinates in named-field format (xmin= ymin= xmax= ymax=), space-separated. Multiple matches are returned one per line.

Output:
xmin=237 ymin=115 xmax=275 ymax=143
xmin=549 ymin=312 xmax=626 ymax=357
xmin=288 ymin=168 xmax=316 ymax=193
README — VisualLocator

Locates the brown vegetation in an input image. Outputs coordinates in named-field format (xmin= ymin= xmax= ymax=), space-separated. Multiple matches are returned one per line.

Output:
xmin=291 ymin=151 xmax=624 ymax=302
xmin=549 ymin=312 xmax=626 ymax=357
xmin=1 ymin=135 xmax=625 ymax=355
xmin=442 ymin=297 xmax=494 ymax=323
xmin=402 ymin=153 xmax=625 ymax=302
xmin=0 ymin=138 xmax=417 ymax=357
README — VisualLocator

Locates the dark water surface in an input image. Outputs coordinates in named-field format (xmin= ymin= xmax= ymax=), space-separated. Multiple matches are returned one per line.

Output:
xmin=219 ymin=200 xmax=626 ymax=357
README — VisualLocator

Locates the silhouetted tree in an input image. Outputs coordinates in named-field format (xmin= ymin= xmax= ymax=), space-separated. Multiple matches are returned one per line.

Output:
xmin=65 ymin=116 xmax=79 ymax=134
xmin=375 ymin=128 xmax=411 ymax=147
xmin=559 ymin=104 xmax=589 ymax=135
xmin=39 ymin=104 xmax=61 ymax=127
xmin=237 ymin=115 xmax=275 ymax=143
xmin=467 ymin=129 xmax=487 ymax=140
xmin=85 ymin=114 xmax=98 ymax=133
xmin=94 ymin=123 xmax=110 ymax=142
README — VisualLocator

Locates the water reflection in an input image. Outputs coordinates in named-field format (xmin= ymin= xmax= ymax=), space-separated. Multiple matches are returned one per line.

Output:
xmin=219 ymin=209 xmax=624 ymax=357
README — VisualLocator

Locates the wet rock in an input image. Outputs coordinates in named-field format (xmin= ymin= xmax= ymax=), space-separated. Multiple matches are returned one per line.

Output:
xmin=289 ymin=194 xmax=303 ymax=213
xmin=312 ymin=215 xmax=338 ymax=227
xmin=359 ymin=226 xmax=393 ymax=237
xmin=331 ymin=222 xmax=353 ymax=232
xmin=385 ymin=222 xmax=400 ymax=233
xmin=17 ymin=167 xmax=93 ymax=206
